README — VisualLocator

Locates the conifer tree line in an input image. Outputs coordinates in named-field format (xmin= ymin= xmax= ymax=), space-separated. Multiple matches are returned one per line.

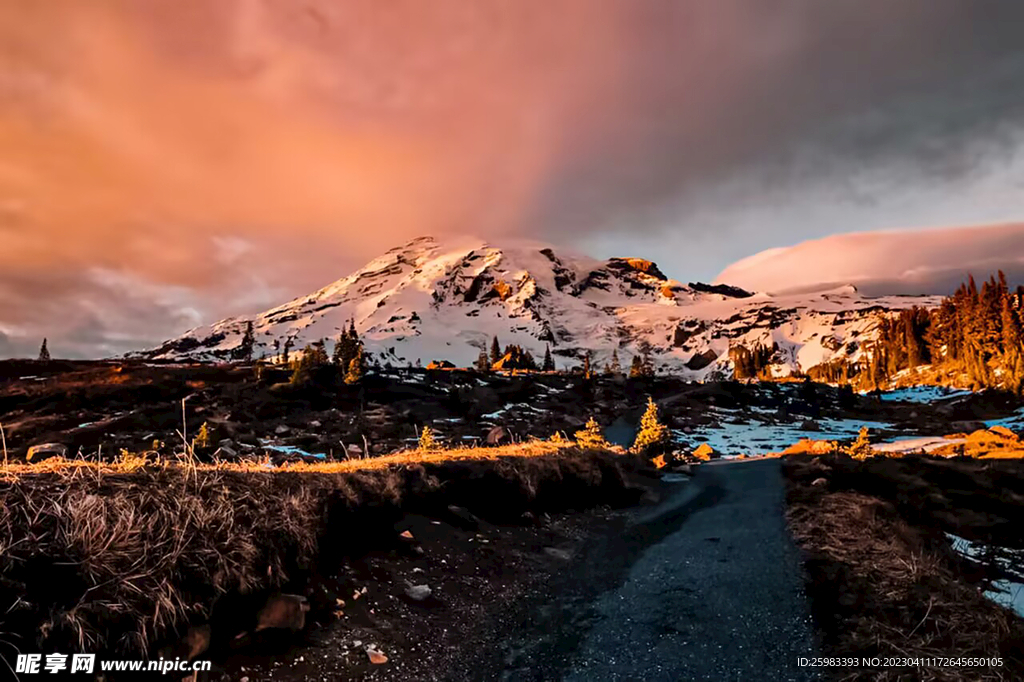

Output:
xmin=274 ymin=318 xmax=368 ymax=386
xmin=729 ymin=342 xmax=776 ymax=380
xmin=808 ymin=272 xmax=1024 ymax=393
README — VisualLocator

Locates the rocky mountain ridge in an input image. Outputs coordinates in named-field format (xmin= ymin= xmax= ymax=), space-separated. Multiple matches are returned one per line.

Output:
xmin=138 ymin=236 xmax=941 ymax=378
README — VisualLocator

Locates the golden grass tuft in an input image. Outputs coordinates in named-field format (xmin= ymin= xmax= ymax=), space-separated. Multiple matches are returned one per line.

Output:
xmin=0 ymin=442 xmax=636 ymax=658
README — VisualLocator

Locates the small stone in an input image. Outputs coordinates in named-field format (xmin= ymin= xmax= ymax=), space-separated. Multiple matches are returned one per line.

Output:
xmin=366 ymin=646 xmax=388 ymax=665
xmin=274 ymin=424 xmax=290 ymax=435
xmin=543 ymin=547 xmax=572 ymax=561
xmin=26 ymin=443 xmax=67 ymax=461
xmin=811 ymin=477 xmax=828 ymax=487
xmin=399 ymin=530 xmax=414 ymax=540
xmin=405 ymin=584 xmax=432 ymax=601
xmin=308 ymin=420 xmax=322 ymax=429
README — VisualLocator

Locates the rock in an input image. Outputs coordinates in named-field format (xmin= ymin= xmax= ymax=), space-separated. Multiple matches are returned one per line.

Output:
xmin=26 ymin=443 xmax=67 ymax=461
xmin=255 ymin=594 xmax=309 ymax=632
xmin=308 ymin=420 xmax=322 ymax=429
xmin=274 ymin=425 xmax=290 ymax=435
xmin=799 ymin=420 xmax=821 ymax=432
xmin=485 ymin=425 xmax=509 ymax=446
xmin=218 ymin=445 xmax=238 ymax=458
xmin=404 ymin=584 xmax=432 ymax=601
xmin=346 ymin=444 xmax=363 ymax=457
xmin=692 ymin=443 xmax=715 ymax=461
xmin=989 ymin=425 xmax=1019 ymax=441
xmin=446 ymin=505 xmax=482 ymax=530
xmin=218 ymin=438 xmax=235 ymax=448
xmin=366 ymin=646 xmax=388 ymax=665
xmin=399 ymin=530 xmax=414 ymax=540
xmin=543 ymin=547 xmax=572 ymax=561
xmin=811 ymin=477 xmax=828 ymax=487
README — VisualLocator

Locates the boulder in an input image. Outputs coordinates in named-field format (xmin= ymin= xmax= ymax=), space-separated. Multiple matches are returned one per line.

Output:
xmin=485 ymin=425 xmax=509 ymax=446
xmin=692 ymin=443 xmax=716 ymax=461
xmin=799 ymin=420 xmax=821 ymax=432
xmin=274 ymin=424 xmax=290 ymax=436
xmin=26 ymin=443 xmax=67 ymax=461
xmin=404 ymin=584 xmax=432 ymax=601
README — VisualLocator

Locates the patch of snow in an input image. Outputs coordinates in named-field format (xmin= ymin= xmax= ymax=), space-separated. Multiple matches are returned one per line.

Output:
xmin=984 ymin=407 xmax=1024 ymax=431
xmin=875 ymin=386 xmax=973 ymax=403
xmin=679 ymin=418 xmax=892 ymax=458
xmin=874 ymin=436 xmax=965 ymax=453
xmin=947 ymin=533 xmax=1024 ymax=618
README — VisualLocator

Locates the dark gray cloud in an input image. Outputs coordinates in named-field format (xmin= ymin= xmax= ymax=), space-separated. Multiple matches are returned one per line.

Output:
xmin=533 ymin=0 xmax=1024 ymax=240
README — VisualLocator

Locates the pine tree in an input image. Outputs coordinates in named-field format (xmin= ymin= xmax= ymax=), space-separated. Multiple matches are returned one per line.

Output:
xmin=490 ymin=336 xmax=501 ymax=365
xmin=845 ymin=426 xmax=873 ymax=460
xmin=37 ymin=338 xmax=50 ymax=362
xmin=281 ymin=338 xmax=293 ymax=366
xmin=574 ymin=417 xmax=609 ymax=449
xmin=542 ymin=344 xmax=555 ymax=372
xmin=582 ymin=351 xmax=592 ymax=379
xmin=641 ymin=352 xmax=655 ymax=377
xmin=629 ymin=355 xmax=644 ymax=378
xmin=632 ymin=397 xmax=669 ymax=454
xmin=476 ymin=350 xmax=492 ymax=372
xmin=238 ymin=321 xmax=256 ymax=362
xmin=345 ymin=344 xmax=365 ymax=384
xmin=610 ymin=348 xmax=621 ymax=375
xmin=418 ymin=425 xmax=436 ymax=450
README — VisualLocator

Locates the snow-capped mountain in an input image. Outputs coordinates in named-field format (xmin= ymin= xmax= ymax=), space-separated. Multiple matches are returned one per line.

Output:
xmin=138 ymin=235 xmax=942 ymax=379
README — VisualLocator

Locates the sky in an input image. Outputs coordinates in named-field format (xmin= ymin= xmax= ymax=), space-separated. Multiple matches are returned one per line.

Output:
xmin=1 ymin=0 xmax=1023 ymax=358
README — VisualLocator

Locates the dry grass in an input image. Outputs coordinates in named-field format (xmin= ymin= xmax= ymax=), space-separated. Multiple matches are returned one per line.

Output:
xmin=785 ymin=457 xmax=1024 ymax=681
xmin=0 ymin=440 xmax=584 ymax=479
xmin=0 ymin=442 xmax=637 ymax=659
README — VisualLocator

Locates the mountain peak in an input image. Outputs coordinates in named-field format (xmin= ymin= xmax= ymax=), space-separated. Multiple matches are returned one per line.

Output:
xmin=138 ymin=237 xmax=941 ymax=378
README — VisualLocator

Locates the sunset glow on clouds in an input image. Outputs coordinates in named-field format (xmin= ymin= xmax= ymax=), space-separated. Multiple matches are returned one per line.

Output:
xmin=1 ymin=1 xmax=1023 ymax=357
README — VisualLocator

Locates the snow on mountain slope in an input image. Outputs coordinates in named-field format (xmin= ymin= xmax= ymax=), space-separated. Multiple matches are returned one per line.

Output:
xmin=138 ymin=236 xmax=942 ymax=379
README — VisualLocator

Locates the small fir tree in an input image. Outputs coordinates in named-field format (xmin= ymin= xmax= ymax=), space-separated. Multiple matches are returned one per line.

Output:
xmin=582 ymin=351 xmax=593 ymax=379
xmin=610 ymin=348 xmax=621 ymax=375
xmin=476 ymin=350 xmax=491 ymax=372
xmin=845 ymin=426 xmax=873 ymax=460
xmin=490 ymin=336 xmax=501 ymax=365
xmin=629 ymin=354 xmax=644 ymax=378
xmin=195 ymin=422 xmax=211 ymax=449
xmin=345 ymin=344 xmax=365 ymax=385
xmin=542 ymin=344 xmax=555 ymax=372
xmin=418 ymin=425 xmax=436 ymax=450
xmin=575 ymin=417 xmax=609 ymax=449
xmin=38 ymin=338 xmax=50 ymax=362
xmin=632 ymin=397 xmax=669 ymax=453
xmin=238 ymin=321 xmax=255 ymax=362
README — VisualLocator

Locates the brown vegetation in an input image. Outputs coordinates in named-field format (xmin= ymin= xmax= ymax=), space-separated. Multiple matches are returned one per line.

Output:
xmin=785 ymin=454 xmax=1024 ymax=680
xmin=0 ymin=443 xmax=644 ymax=660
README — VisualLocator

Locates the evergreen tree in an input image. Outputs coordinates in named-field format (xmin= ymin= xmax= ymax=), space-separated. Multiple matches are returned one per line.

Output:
xmin=610 ymin=348 xmax=621 ymax=375
xmin=418 ymin=425 xmax=436 ymax=450
xmin=345 ymin=344 xmax=366 ymax=385
xmin=281 ymin=337 xmax=293 ymax=365
xmin=291 ymin=342 xmax=329 ymax=385
xmin=632 ymin=397 xmax=669 ymax=454
xmin=490 ymin=336 xmax=501 ymax=365
xmin=476 ymin=350 xmax=492 ymax=372
xmin=574 ymin=417 xmax=609 ymax=449
xmin=37 ymin=338 xmax=50 ymax=362
xmin=542 ymin=344 xmax=555 ymax=372
xmin=238 ymin=321 xmax=256 ymax=362
xmin=629 ymin=354 xmax=644 ymax=378
xmin=582 ymin=351 xmax=592 ymax=379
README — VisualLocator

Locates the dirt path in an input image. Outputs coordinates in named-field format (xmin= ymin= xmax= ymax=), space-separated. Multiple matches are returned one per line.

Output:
xmin=504 ymin=459 xmax=821 ymax=681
